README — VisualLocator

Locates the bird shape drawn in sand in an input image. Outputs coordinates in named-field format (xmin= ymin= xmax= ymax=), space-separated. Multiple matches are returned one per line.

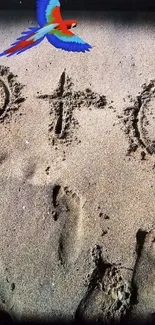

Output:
xmin=0 ymin=0 xmax=92 ymax=56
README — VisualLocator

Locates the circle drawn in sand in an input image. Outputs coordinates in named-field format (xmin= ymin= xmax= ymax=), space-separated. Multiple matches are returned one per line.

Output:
xmin=138 ymin=81 xmax=155 ymax=154
xmin=0 ymin=79 xmax=9 ymax=116
xmin=122 ymin=80 xmax=155 ymax=155
xmin=0 ymin=65 xmax=25 ymax=123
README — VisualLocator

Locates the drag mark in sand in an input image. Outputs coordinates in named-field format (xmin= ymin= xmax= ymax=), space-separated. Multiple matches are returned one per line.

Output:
xmin=0 ymin=65 xmax=25 ymax=123
xmin=52 ymin=184 xmax=83 ymax=267
xmin=120 ymin=80 xmax=155 ymax=155
xmin=75 ymin=245 xmax=131 ymax=322
xmin=37 ymin=70 xmax=107 ymax=148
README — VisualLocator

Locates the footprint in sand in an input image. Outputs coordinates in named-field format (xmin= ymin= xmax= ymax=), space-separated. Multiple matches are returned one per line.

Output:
xmin=131 ymin=229 xmax=155 ymax=320
xmin=52 ymin=184 xmax=83 ymax=267
xmin=0 ymin=265 xmax=16 ymax=320
xmin=75 ymin=245 xmax=131 ymax=322
xmin=120 ymin=80 xmax=155 ymax=156
xmin=0 ymin=65 xmax=25 ymax=123
xmin=22 ymin=161 xmax=36 ymax=181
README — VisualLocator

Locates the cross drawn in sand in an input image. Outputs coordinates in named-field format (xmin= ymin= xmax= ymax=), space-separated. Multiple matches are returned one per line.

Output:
xmin=37 ymin=70 xmax=107 ymax=147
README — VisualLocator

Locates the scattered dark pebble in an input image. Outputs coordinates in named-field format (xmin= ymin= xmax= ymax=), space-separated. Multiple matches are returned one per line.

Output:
xmin=45 ymin=166 xmax=50 ymax=175
xmin=11 ymin=283 xmax=15 ymax=291
xmin=101 ymin=230 xmax=108 ymax=236
xmin=140 ymin=151 xmax=146 ymax=160
xmin=104 ymin=214 xmax=110 ymax=220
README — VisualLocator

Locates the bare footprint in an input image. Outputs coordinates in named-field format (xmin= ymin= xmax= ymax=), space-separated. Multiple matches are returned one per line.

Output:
xmin=52 ymin=185 xmax=83 ymax=267
xmin=22 ymin=161 xmax=36 ymax=181
xmin=0 ymin=263 xmax=16 ymax=320
xmin=75 ymin=245 xmax=131 ymax=322
xmin=131 ymin=229 xmax=155 ymax=320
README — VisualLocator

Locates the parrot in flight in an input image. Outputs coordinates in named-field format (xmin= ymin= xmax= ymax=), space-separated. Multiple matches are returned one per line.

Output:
xmin=0 ymin=0 xmax=92 ymax=57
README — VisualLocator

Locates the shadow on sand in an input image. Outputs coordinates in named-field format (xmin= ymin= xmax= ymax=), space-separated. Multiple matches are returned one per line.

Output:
xmin=1 ymin=310 xmax=155 ymax=325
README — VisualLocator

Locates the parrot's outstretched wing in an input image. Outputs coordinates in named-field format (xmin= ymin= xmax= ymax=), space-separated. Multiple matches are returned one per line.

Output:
xmin=46 ymin=29 xmax=92 ymax=52
xmin=36 ymin=0 xmax=62 ymax=27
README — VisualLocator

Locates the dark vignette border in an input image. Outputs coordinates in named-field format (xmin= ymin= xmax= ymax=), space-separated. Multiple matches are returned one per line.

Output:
xmin=1 ymin=0 xmax=155 ymax=11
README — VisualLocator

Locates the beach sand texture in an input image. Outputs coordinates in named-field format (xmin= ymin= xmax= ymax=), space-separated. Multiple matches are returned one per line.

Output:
xmin=1 ymin=10 xmax=155 ymax=322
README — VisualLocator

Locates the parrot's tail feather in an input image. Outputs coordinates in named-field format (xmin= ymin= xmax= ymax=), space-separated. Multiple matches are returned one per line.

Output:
xmin=0 ymin=27 xmax=44 ymax=57
xmin=0 ymin=51 xmax=6 ymax=57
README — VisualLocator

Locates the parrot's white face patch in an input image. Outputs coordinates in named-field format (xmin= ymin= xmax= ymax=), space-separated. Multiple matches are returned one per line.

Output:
xmin=71 ymin=23 xmax=77 ymax=28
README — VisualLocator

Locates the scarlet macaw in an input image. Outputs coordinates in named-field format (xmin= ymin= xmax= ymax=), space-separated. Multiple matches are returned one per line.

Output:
xmin=0 ymin=0 xmax=92 ymax=57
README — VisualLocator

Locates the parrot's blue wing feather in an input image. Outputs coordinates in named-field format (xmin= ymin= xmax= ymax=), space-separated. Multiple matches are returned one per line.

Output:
xmin=46 ymin=33 xmax=92 ymax=52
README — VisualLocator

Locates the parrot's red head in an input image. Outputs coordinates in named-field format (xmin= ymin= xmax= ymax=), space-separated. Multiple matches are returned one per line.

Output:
xmin=65 ymin=20 xmax=78 ymax=29
xmin=71 ymin=20 xmax=78 ymax=28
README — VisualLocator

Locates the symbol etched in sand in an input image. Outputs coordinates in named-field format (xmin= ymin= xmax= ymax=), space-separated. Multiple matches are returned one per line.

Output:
xmin=122 ymin=80 xmax=155 ymax=155
xmin=0 ymin=79 xmax=9 ymax=117
xmin=52 ymin=185 xmax=83 ymax=267
xmin=0 ymin=65 xmax=25 ymax=123
xmin=37 ymin=70 xmax=107 ymax=147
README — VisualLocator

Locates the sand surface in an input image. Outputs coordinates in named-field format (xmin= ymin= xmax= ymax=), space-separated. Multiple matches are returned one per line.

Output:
xmin=0 ymin=10 xmax=155 ymax=322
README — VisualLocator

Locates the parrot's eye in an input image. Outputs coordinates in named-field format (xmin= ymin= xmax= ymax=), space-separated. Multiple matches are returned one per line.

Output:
xmin=72 ymin=23 xmax=77 ymax=28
